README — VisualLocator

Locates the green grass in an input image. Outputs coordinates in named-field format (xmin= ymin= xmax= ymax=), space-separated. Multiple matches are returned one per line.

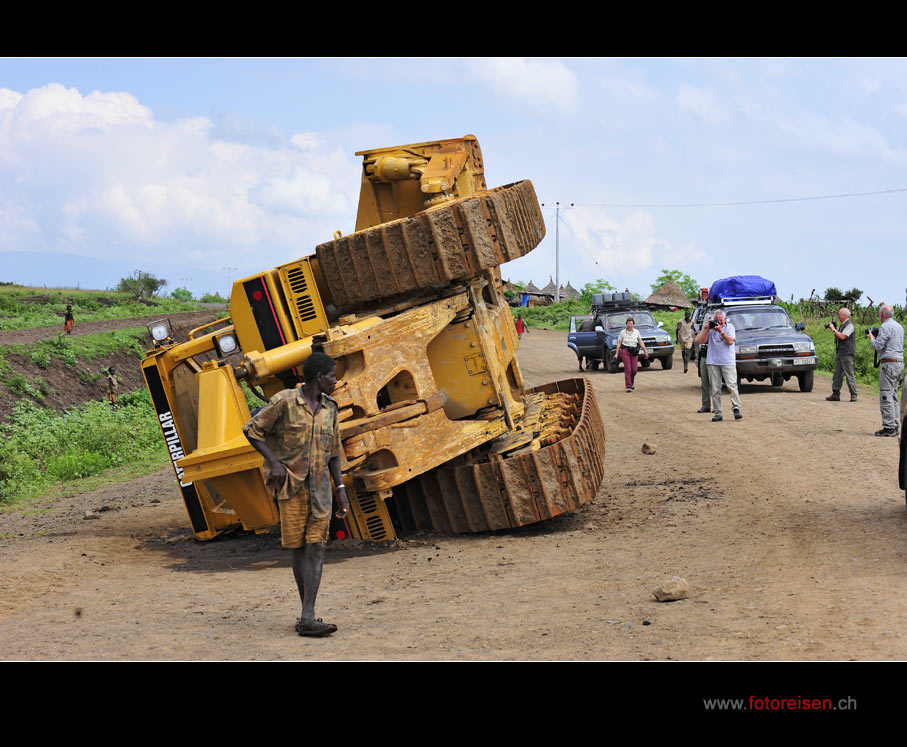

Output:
xmin=0 ymin=389 xmax=169 ymax=506
xmin=512 ymin=301 xmax=686 ymax=334
xmin=0 ymin=285 xmax=203 ymax=331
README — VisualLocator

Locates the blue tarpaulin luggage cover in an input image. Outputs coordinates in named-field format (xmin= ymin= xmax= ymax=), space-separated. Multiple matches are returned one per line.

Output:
xmin=709 ymin=276 xmax=777 ymax=303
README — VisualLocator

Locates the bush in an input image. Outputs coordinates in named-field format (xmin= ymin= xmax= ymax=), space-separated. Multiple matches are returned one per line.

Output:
xmin=170 ymin=287 xmax=194 ymax=302
xmin=0 ymin=393 xmax=167 ymax=504
xmin=199 ymin=292 xmax=228 ymax=303
xmin=30 ymin=348 xmax=51 ymax=368
xmin=116 ymin=270 xmax=167 ymax=300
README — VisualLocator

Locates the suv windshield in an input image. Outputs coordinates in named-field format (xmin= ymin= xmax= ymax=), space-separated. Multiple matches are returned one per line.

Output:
xmin=726 ymin=308 xmax=793 ymax=331
xmin=605 ymin=311 xmax=656 ymax=330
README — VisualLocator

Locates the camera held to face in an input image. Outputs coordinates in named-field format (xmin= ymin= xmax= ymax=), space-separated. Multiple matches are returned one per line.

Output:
xmin=865 ymin=327 xmax=880 ymax=337
xmin=825 ymin=321 xmax=837 ymax=330
xmin=708 ymin=319 xmax=722 ymax=329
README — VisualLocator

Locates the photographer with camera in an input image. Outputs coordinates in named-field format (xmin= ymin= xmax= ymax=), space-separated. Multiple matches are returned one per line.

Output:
xmin=695 ymin=310 xmax=742 ymax=422
xmin=867 ymin=304 xmax=904 ymax=437
xmin=825 ymin=307 xmax=858 ymax=403
xmin=696 ymin=312 xmax=715 ymax=413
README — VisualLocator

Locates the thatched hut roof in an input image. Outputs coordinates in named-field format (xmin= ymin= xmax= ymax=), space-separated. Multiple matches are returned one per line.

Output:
xmin=644 ymin=280 xmax=692 ymax=309
xmin=524 ymin=281 xmax=542 ymax=294
xmin=540 ymin=276 xmax=558 ymax=295
xmin=561 ymin=282 xmax=581 ymax=300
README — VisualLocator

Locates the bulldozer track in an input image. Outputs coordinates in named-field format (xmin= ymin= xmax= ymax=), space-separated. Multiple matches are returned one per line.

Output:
xmin=315 ymin=180 xmax=545 ymax=308
xmin=387 ymin=378 xmax=605 ymax=534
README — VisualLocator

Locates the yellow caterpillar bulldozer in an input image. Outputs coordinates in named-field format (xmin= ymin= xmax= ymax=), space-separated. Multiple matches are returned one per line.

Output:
xmin=141 ymin=135 xmax=606 ymax=542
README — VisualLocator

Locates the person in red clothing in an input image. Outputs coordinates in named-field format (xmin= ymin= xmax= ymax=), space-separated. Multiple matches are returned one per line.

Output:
xmin=63 ymin=305 xmax=74 ymax=335
xmin=515 ymin=314 xmax=529 ymax=340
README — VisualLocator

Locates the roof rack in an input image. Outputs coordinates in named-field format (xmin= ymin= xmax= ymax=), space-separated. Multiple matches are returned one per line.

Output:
xmin=592 ymin=292 xmax=635 ymax=309
xmin=712 ymin=295 xmax=775 ymax=307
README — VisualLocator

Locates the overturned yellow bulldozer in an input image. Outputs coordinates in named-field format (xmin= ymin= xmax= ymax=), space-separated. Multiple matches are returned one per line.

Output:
xmin=142 ymin=135 xmax=605 ymax=541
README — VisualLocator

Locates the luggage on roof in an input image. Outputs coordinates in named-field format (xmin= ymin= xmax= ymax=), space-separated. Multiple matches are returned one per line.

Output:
xmin=709 ymin=276 xmax=777 ymax=303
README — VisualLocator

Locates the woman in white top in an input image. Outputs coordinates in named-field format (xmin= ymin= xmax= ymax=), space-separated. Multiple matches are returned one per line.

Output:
xmin=613 ymin=317 xmax=649 ymax=391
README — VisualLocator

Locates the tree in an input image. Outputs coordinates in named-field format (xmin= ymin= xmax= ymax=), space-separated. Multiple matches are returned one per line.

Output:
xmin=651 ymin=269 xmax=699 ymax=298
xmin=843 ymin=287 xmax=863 ymax=304
xmin=580 ymin=279 xmax=616 ymax=304
xmin=117 ymin=270 xmax=167 ymax=300
xmin=170 ymin=287 xmax=194 ymax=302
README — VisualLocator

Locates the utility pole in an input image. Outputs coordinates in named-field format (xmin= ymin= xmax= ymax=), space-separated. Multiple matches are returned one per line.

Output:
xmin=541 ymin=202 xmax=573 ymax=303
xmin=222 ymin=266 xmax=237 ymax=297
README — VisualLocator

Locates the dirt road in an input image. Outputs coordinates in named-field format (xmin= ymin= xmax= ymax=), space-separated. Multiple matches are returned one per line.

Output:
xmin=2 ymin=329 xmax=906 ymax=660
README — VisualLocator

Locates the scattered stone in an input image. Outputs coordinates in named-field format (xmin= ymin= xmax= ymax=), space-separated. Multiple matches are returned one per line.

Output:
xmin=641 ymin=443 xmax=657 ymax=455
xmin=82 ymin=511 xmax=99 ymax=521
xmin=584 ymin=523 xmax=596 ymax=531
xmin=653 ymin=576 xmax=689 ymax=602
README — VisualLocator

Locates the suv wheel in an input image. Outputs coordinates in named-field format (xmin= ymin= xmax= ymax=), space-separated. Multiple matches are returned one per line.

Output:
xmin=661 ymin=354 xmax=674 ymax=370
xmin=590 ymin=359 xmax=600 ymax=371
xmin=771 ymin=373 xmax=783 ymax=387
xmin=797 ymin=370 xmax=814 ymax=392
xmin=606 ymin=351 xmax=620 ymax=374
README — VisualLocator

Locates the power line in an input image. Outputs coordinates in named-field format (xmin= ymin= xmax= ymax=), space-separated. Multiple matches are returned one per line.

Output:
xmin=556 ymin=213 xmax=606 ymax=272
xmin=574 ymin=186 xmax=907 ymax=209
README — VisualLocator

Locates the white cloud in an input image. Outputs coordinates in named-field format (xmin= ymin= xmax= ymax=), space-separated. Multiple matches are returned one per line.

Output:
xmin=0 ymin=88 xmax=23 ymax=111
xmin=676 ymin=84 xmax=731 ymax=124
xmin=564 ymin=208 xmax=667 ymax=271
xmin=774 ymin=112 xmax=907 ymax=163
xmin=290 ymin=132 xmax=322 ymax=151
xmin=466 ymin=58 xmax=580 ymax=116
xmin=0 ymin=84 xmax=359 ymax=260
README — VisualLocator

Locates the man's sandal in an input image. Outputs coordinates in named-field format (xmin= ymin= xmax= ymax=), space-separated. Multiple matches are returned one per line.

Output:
xmin=296 ymin=617 xmax=338 ymax=637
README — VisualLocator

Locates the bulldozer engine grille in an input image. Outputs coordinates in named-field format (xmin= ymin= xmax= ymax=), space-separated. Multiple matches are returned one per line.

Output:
xmin=285 ymin=266 xmax=318 ymax=322
xmin=350 ymin=491 xmax=395 ymax=542
xmin=387 ymin=378 xmax=605 ymax=533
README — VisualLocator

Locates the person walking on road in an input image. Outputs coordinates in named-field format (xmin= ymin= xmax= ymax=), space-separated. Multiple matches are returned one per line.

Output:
xmin=676 ymin=310 xmax=694 ymax=373
xmin=613 ymin=317 xmax=649 ymax=392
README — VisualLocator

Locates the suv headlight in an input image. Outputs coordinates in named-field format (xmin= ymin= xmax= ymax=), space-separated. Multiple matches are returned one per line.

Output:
xmin=793 ymin=341 xmax=813 ymax=353
xmin=738 ymin=344 xmax=757 ymax=355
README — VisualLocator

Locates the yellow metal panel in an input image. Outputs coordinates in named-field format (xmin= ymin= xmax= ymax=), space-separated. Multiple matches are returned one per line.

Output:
xmin=277 ymin=256 xmax=330 ymax=338
xmin=354 ymin=135 xmax=487 ymax=230
xmin=426 ymin=319 xmax=494 ymax=420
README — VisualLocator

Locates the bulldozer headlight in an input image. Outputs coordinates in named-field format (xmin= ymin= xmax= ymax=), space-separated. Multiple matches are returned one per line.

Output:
xmin=214 ymin=333 xmax=238 ymax=357
xmin=148 ymin=319 xmax=173 ymax=342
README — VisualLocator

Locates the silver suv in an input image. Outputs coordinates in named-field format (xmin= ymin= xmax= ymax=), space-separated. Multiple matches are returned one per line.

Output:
xmin=693 ymin=296 xmax=817 ymax=391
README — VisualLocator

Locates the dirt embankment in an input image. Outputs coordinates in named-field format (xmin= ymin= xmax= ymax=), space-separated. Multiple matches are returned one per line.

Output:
xmin=0 ymin=311 xmax=223 ymax=421
xmin=1 ymin=328 xmax=906 ymax=660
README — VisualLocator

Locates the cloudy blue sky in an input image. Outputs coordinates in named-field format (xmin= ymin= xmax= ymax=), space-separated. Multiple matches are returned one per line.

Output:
xmin=2 ymin=58 xmax=906 ymax=307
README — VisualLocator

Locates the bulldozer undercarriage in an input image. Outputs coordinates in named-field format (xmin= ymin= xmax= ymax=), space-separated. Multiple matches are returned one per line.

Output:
xmin=144 ymin=135 xmax=606 ymax=543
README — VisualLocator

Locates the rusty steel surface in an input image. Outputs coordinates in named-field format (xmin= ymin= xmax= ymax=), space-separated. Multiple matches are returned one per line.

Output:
xmin=315 ymin=180 xmax=545 ymax=309
xmin=388 ymin=378 xmax=605 ymax=533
